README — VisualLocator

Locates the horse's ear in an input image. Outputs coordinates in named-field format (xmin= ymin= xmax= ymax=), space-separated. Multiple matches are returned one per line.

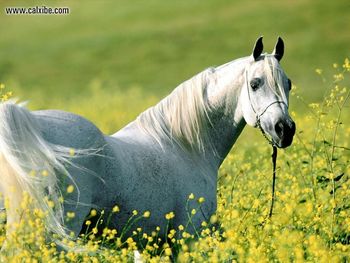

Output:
xmin=252 ymin=36 xmax=264 ymax=61
xmin=272 ymin=37 xmax=284 ymax=62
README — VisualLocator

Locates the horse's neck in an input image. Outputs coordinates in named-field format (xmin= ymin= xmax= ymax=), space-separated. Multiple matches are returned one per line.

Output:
xmin=203 ymin=58 xmax=248 ymax=167
xmin=204 ymin=109 xmax=246 ymax=168
xmin=125 ymin=57 xmax=249 ymax=169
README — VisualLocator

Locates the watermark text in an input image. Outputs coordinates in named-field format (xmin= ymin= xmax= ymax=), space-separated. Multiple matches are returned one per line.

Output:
xmin=5 ymin=6 xmax=70 ymax=15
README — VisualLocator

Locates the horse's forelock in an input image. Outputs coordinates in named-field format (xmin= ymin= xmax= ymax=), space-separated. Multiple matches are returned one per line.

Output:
xmin=263 ymin=55 xmax=288 ymax=104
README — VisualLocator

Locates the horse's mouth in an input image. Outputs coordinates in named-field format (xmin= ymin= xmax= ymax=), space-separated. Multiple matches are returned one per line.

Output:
xmin=273 ymin=135 xmax=294 ymax=148
xmin=263 ymin=119 xmax=296 ymax=148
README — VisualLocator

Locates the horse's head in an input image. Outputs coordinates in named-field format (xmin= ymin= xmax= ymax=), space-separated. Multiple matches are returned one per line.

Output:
xmin=240 ymin=37 xmax=295 ymax=148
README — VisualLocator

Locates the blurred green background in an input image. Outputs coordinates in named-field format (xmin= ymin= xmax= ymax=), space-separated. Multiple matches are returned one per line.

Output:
xmin=0 ymin=0 xmax=349 ymax=133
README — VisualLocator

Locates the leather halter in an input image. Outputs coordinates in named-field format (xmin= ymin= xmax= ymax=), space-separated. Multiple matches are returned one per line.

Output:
xmin=245 ymin=69 xmax=288 ymax=147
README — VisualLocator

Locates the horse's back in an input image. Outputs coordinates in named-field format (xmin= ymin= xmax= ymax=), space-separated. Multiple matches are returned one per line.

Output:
xmin=33 ymin=110 xmax=105 ymax=150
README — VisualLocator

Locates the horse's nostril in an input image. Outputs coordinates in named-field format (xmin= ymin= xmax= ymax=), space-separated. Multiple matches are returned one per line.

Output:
xmin=275 ymin=120 xmax=296 ymax=138
xmin=275 ymin=121 xmax=284 ymax=136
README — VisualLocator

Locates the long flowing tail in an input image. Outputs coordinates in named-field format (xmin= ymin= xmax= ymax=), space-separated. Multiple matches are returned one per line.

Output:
xmin=0 ymin=100 xmax=73 ymax=243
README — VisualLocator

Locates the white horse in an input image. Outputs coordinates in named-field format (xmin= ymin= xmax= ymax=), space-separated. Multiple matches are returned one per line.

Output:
xmin=0 ymin=37 xmax=295 ymax=247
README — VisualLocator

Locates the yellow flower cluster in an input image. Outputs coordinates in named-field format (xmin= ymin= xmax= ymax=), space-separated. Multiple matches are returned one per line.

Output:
xmin=0 ymin=83 xmax=13 ymax=101
xmin=165 ymin=212 xmax=175 ymax=220
xmin=0 ymin=59 xmax=349 ymax=261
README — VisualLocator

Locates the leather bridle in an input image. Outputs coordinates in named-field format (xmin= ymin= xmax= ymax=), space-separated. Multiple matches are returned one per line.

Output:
xmin=245 ymin=69 xmax=288 ymax=147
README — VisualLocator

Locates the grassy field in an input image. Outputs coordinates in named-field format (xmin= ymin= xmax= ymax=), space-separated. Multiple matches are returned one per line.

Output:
xmin=0 ymin=0 xmax=349 ymax=123
xmin=0 ymin=0 xmax=350 ymax=262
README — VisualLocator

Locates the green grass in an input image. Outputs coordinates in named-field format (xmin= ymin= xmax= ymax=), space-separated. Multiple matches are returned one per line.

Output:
xmin=0 ymin=0 xmax=349 ymax=127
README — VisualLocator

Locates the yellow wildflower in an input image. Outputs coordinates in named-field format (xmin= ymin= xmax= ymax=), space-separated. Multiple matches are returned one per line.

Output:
xmin=143 ymin=211 xmax=151 ymax=218
xmin=198 ymin=197 xmax=205 ymax=203
xmin=164 ymin=248 xmax=172 ymax=256
xmin=67 ymin=185 xmax=74 ymax=193
xmin=90 ymin=209 xmax=97 ymax=217
xmin=112 ymin=205 xmax=120 ymax=213
xmin=66 ymin=212 xmax=75 ymax=218
xmin=69 ymin=148 xmax=75 ymax=156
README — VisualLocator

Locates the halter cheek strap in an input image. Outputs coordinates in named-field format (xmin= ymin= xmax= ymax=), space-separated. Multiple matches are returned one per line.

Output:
xmin=245 ymin=69 xmax=288 ymax=146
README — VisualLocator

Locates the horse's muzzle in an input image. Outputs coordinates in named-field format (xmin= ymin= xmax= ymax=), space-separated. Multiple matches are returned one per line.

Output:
xmin=274 ymin=119 xmax=296 ymax=148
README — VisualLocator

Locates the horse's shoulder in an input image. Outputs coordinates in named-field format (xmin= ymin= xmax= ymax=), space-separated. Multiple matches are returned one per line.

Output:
xmin=33 ymin=110 xmax=105 ymax=148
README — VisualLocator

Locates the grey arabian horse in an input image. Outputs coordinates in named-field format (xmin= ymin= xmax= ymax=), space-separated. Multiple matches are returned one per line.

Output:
xmin=0 ymin=37 xmax=295 ymax=247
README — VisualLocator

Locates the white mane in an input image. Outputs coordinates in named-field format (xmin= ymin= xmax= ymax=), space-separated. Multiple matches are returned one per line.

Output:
xmin=136 ymin=68 xmax=215 ymax=152
xmin=136 ymin=55 xmax=288 ymax=152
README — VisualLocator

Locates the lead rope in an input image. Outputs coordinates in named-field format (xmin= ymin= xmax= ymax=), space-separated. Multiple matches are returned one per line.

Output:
xmin=269 ymin=146 xmax=277 ymax=218
xmin=256 ymin=118 xmax=278 ymax=218
xmin=257 ymin=118 xmax=277 ymax=218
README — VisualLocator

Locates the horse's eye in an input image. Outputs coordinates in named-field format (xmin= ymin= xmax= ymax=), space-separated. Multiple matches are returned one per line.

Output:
xmin=287 ymin=79 xmax=292 ymax=90
xmin=250 ymin=78 xmax=262 ymax=91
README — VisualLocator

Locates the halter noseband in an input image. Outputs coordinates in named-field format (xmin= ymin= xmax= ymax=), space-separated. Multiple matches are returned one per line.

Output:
xmin=245 ymin=69 xmax=288 ymax=146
